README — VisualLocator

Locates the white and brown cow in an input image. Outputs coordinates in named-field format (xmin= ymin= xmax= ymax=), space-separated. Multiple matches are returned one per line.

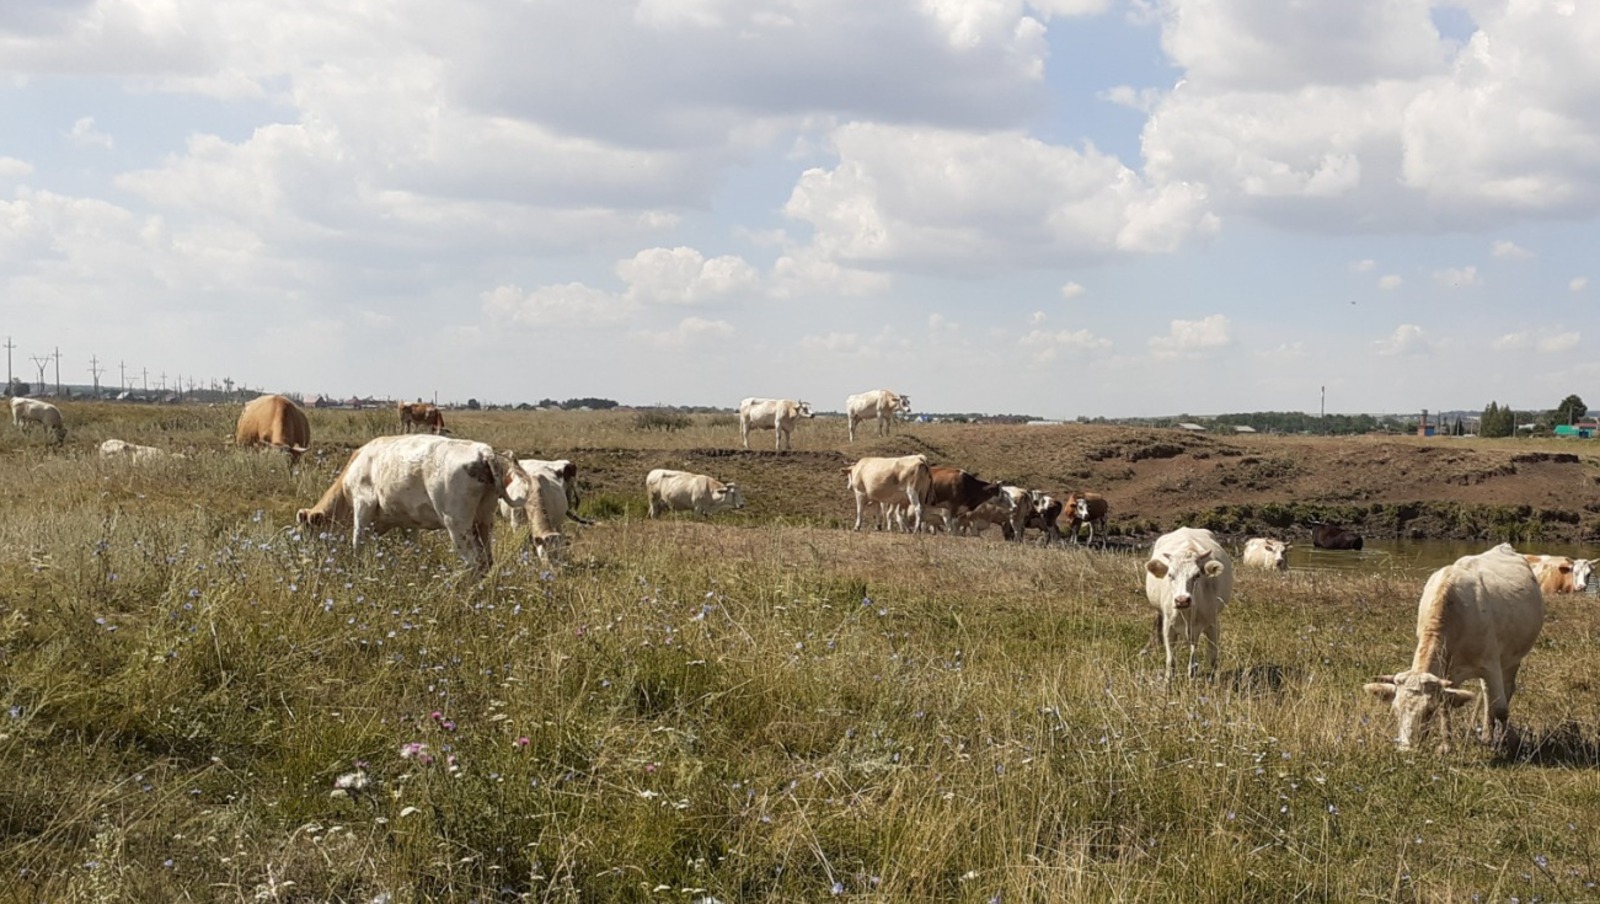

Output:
xmin=1145 ymin=527 xmax=1234 ymax=679
xmin=843 ymin=454 xmax=932 ymax=532
xmin=1023 ymin=491 xmax=1065 ymax=546
xmin=9 ymin=397 xmax=65 ymax=442
xmin=1364 ymin=543 xmax=1543 ymax=752
xmin=1241 ymin=537 xmax=1290 ymax=572
xmin=296 ymin=434 xmax=532 ymax=575
xmin=235 ymin=394 xmax=310 ymax=467
xmin=1065 ymin=491 xmax=1109 ymax=546
xmin=738 ymin=397 xmax=814 ymax=451
xmin=961 ymin=485 xmax=1031 ymax=541
xmin=845 ymin=390 xmax=911 ymax=442
xmin=398 ymin=401 xmax=448 ymax=434
xmin=1522 ymin=554 xmax=1594 ymax=595
xmin=646 ymin=469 xmax=746 ymax=518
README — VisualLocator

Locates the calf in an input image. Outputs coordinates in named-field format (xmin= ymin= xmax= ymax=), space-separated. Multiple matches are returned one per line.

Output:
xmin=961 ymin=485 xmax=1029 ymax=540
xmin=1023 ymin=491 xmax=1064 ymax=546
xmin=1065 ymin=491 xmax=1109 ymax=546
xmin=1145 ymin=527 xmax=1234 ymax=678
xmin=1364 ymin=543 xmax=1543 ymax=752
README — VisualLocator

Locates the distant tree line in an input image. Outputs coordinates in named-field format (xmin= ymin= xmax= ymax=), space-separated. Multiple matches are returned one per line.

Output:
xmin=535 ymin=397 xmax=620 ymax=411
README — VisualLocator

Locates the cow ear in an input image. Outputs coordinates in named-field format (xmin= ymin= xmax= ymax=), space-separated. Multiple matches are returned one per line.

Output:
xmin=1203 ymin=560 xmax=1225 ymax=577
xmin=1145 ymin=558 xmax=1169 ymax=578
xmin=1362 ymin=682 xmax=1397 ymax=702
xmin=1561 ymin=563 xmax=1573 ymax=574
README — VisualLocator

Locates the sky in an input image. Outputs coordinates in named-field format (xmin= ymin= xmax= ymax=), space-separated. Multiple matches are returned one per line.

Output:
xmin=1 ymin=0 xmax=1597 ymax=418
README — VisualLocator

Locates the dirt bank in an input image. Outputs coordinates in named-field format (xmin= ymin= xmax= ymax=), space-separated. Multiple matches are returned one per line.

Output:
xmin=569 ymin=424 xmax=1600 ymax=545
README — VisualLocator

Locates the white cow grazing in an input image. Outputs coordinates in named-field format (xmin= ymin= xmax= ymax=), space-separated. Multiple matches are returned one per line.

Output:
xmin=10 ymin=397 xmax=65 ymax=441
xmin=842 ymin=454 xmax=932 ymax=532
xmin=738 ymin=397 xmax=814 ymax=451
xmin=1145 ymin=527 xmax=1234 ymax=678
xmin=1241 ymin=538 xmax=1290 ymax=572
xmin=497 ymin=459 xmax=585 ymax=562
xmin=1364 ymin=543 xmax=1543 ymax=752
xmin=845 ymin=390 xmax=911 ymax=442
xmin=646 ymin=469 xmax=746 ymax=517
xmin=99 ymin=439 xmax=183 ymax=461
xmin=296 ymin=434 xmax=533 ymax=575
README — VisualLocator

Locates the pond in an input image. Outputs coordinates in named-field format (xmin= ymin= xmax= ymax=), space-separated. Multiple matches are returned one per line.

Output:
xmin=1285 ymin=537 xmax=1598 ymax=587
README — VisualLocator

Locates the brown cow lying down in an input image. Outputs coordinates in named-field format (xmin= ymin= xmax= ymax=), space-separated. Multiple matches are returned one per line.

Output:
xmin=297 ymin=434 xmax=531 ymax=575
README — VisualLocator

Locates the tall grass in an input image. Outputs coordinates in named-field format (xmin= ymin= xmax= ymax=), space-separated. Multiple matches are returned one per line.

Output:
xmin=2 ymin=404 xmax=1600 ymax=901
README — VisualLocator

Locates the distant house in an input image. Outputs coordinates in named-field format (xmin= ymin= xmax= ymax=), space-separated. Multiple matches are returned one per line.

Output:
xmin=1176 ymin=422 xmax=1207 ymax=433
xmin=1232 ymin=425 xmax=1258 ymax=434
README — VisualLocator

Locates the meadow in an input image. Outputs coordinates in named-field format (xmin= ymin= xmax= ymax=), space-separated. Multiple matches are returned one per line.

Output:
xmin=3 ymin=403 xmax=1600 ymax=902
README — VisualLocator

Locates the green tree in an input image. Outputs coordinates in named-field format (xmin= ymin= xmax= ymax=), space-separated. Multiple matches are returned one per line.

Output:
xmin=1481 ymin=401 xmax=1514 ymax=438
xmin=1554 ymin=394 xmax=1587 ymax=426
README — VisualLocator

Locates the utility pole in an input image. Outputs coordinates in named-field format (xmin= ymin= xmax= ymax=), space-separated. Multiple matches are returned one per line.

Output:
xmin=1320 ymin=385 xmax=1325 ymax=419
xmin=119 ymin=360 xmax=127 ymax=395
xmin=30 ymin=354 xmax=49 ymax=393
xmin=52 ymin=347 xmax=61 ymax=396
xmin=89 ymin=355 xmax=104 ymax=398
xmin=159 ymin=371 xmax=167 ymax=392
xmin=3 ymin=336 xmax=14 ymax=392
xmin=141 ymin=367 xmax=148 ymax=393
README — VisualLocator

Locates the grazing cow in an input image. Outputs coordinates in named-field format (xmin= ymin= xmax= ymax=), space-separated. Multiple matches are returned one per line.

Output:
xmin=646 ymin=469 xmax=746 ymax=518
xmin=1522 ymin=554 xmax=1594 ymax=595
xmin=1064 ymin=492 xmax=1109 ymax=546
xmin=296 ymin=435 xmax=532 ymax=575
xmin=235 ymin=394 xmax=311 ymax=466
xmin=99 ymin=439 xmax=183 ymax=461
xmin=1145 ymin=527 xmax=1234 ymax=678
xmin=845 ymin=390 xmax=912 ymax=442
xmin=514 ymin=459 xmax=591 ymax=524
xmin=843 ymin=454 xmax=932 ymax=532
xmin=1023 ymin=491 xmax=1065 ymax=546
xmin=1363 ymin=543 xmax=1543 ymax=752
xmin=398 ymin=401 xmax=447 ymax=434
xmin=924 ymin=466 xmax=1008 ymax=534
xmin=962 ymin=485 xmax=1030 ymax=540
xmin=497 ymin=458 xmax=592 ymax=561
xmin=738 ymin=397 xmax=814 ymax=451
xmin=1242 ymin=538 xmax=1290 ymax=572
xmin=1312 ymin=524 xmax=1363 ymax=550
xmin=9 ymin=397 xmax=65 ymax=442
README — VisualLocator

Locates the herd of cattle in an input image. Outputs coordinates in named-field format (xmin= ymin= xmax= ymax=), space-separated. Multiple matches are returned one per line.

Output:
xmin=12 ymin=389 xmax=1598 ymax=752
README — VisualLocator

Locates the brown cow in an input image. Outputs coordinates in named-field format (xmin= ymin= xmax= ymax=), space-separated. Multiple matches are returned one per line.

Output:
xmin=1064 ymin=491 xmax=1109 ymax=546
xmin=398 ymin=401 xmax=447 ymax=434
xmin=924 ymin=466 xmax=1008 ymax=534
xmin=235 ymin=394 xmax=310 ymax=467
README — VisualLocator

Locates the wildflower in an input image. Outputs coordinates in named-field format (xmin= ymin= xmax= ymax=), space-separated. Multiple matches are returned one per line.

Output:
xmin=514 ymin=737 xmax=530 ymax=748
xmin=400 ymin=742 xmax=433 ymax=765
xmin=831 ymin=881 xmax=844 ymax=896
xmin=334 ymin=770 xmax=370 ymax=792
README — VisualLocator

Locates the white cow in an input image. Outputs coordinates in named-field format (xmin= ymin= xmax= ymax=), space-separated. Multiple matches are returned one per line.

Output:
xmin=1522 ymin=554 xmax=1594 ymax=595
xmin=1241 ymin=537 xmax=1290 ymax=572
xmin=738 ymin=397 xmax=814 ymax=451
xmin=99 ymin=439 xmax=183 ymax=461
xmin=845 ymin=390 xmax=911 ymax=442
xmin=296 ymin=434 xmax=533 ymax=575
xmin=497 ymin=459 xmax=586 ymax=562
xmin=646 ymin=469 xmax=746 ymax=517
xmin=1364 ymin=543 xmax=1543 ymax=752
xmin=1145 ymin=527 xmax=1234 ymax=678
xmin=10 ymin=397 xmax=65 ymax=441
xmin=842 ymin=454 xmax=931 ymax=532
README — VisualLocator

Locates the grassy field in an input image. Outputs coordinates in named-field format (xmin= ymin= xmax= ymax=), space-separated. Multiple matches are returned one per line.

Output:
xmin=4 ymin=403 xmax=1600 ymax=902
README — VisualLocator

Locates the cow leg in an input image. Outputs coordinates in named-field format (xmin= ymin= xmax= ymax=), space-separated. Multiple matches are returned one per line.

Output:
xmin=1482 ymin=669 xmax=1513 ymax=747
xmin=648 ymin=490 xmax=661 ymax=519
xmin=740 ymin=420 xmax=750 ymax=450
xmin=1161 ymin=609 xmax=1181 ymax=679
xmin=1202 ymin=618 xmax=1220 ymax=676
xmin=847 ymin=415 xmax=857 ymax=443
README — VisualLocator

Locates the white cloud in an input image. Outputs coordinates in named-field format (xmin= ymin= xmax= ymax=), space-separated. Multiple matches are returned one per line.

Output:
xmin=1148 ymin=314 xmax=1232 ymax=358
xmin=1572 ymin=276 xmax=1590 ymax=292
xmin=1258 ymin=341 xmax=1306 ymax=361
xmin=1102 ymin=85 xmax=1164 ymax=113
xmin=68 ymin=117 xmax=113 ymax=150
xmin=1540 ymin=331 xmax=1581 ymax=353
xmin=1432 ymin=265 xmax=1482 ymax=287
xmin=1060 ymin=280 xmax=1086 ymax=300
xmin=1349 ymin=258 xmax=1376 ymax=272
xmin=618 ymin=246 xmax=759 ymax=305
xmin=1373 ymin=323 xmax=1429 ymax=356
xmin=635 ymin=316 xmax=736 ymax=347
xmin=481 ymin=283 xmax=631 ymax=329
xmin=1492 ymin=331 xmax=1531 ymax=351
xmin=783 ymin=123 xmax=1219 ymax=275
xmin=1491 ymin=239 xmax=1533 ymax=260
xmin=1019 ymin=326 xmax=1112 ymax=362
xmin=1378 ymin=274 xmax=1403 ymax=290
xmin=0 ymin=157 xmax=35 ymax=177
xmin=1498 ymin=329 xmax=1583 ymax=353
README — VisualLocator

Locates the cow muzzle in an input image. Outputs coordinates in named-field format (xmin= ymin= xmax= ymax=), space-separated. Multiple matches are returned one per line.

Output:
xmin=1172 ymin=594 xmax=1192 ymax=609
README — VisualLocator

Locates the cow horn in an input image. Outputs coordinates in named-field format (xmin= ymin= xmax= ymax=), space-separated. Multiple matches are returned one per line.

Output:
xmin=1370 ymin=674 xmax=1397 ymax=684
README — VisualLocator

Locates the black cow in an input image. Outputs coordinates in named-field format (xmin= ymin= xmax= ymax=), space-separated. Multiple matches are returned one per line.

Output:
xmin=1312 ymin=524 xmax=1363 ymax=550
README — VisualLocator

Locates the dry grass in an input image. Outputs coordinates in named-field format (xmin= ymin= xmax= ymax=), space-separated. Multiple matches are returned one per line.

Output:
xmin=2 ymin=403 xmax=1600 ymax=901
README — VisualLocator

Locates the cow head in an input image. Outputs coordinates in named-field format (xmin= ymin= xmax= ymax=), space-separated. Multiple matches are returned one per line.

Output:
xmin=896 ymin=394 xmax=911 ymax=414
xmin=718 ymin=482 xmax=747 ymax=509
xmin=1363 ymin=671 xmax=1476 ymax=752
xmin=1075 ymin=496 xmax=1091 ymax=521
xmin=1146 ymin=550 xmax=1225 ymax=609
xmin=795 ymin=401 xmax=815 ymax=419
xmin=1575 ymin=558 xmax=1596 ymax=592
xmin=1259 ymin=539 xmax=1290 ymax=571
